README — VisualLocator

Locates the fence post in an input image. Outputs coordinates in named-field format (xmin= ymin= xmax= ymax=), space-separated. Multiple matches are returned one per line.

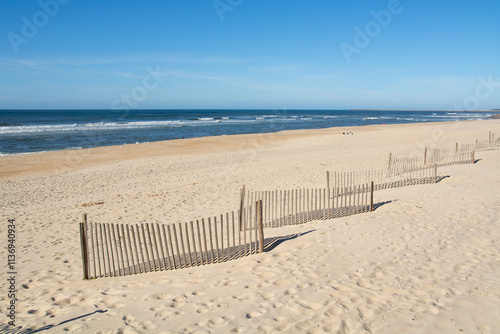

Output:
xmin=434 ymin=163 xmax=438 ymax=183
xmin=239 ymin=185 xmax=245 ymax=231
xmin=387 ymin=153 xmax=392 ymax=176
xmin=257 ymin=200 xmax=264 ymax=253
xmin=423 ymin=147 xmax=427 ymax=165
xmin=326 ymin=171 xmax=330 ymax=190
xmin=80 ymin=214 xmax=90 ymax=280
xmin=455 ymin=142 xmax=458 ymax=154
xmin=370 ymin=181 xmax=374 ymax=212
xmin=471 ymin=151 xmax=475 ymax=164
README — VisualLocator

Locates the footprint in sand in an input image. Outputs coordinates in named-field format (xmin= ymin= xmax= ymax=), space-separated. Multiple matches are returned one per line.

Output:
xmin=169 ymin=299 xmax=186 ymax=308
xmin=215 ymin=278 xmax=239 ymax=287
xmin=154 ymin=309 xmax=171 ymax=318
xmin=295 ymin=299 xmax=323 ymax=310
xmin=325 ymin=306 xmax=344 ymax=317
xmin=227 ymin=265 xmax=253 ymax=274
xmin=230 ymin=326 xmax=250 ymax=332
xmin=145 ymin=293 xmax=172 ymax=301
xmin=257 ymin=325 xmax=276 ymax=333
xmin=63 ymin=324 xmax=81 ymax=332
xmin=273 ymin=301 xmax=285 ymax=308
xmin=139 ymin=321 xmax=156 ymax=330
xmin=294 ymin=318 xmax=317 ymax=331
xmin=258 ymin=292 xmax=275 ymax=301
xmin=357 ymin=306 xmax=376 ymax=320
xmin=123 ymin=314 xmax=137 ymax=326
xmin=246 ymin=311 xmax=264 ymax=319
xmin=271 ymin=279 xmax=289 ymax=286
xmin=196 ymin=301 xmax=214 ymax=313
xmin=207 ymin=317 xmax=227 ymax=328
xmin=115 ymin=326 xmax=141 ymax=334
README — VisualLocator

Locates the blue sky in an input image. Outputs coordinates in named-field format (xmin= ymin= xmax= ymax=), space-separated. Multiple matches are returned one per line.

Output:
xmin=0 ymin=0 xmax=499 ymax=110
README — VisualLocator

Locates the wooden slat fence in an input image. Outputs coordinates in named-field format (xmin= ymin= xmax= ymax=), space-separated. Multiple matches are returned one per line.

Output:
xmin=80 ymin=210 xmax=264 ymax=279
xmin=388 ymin=151 xmax=474 ymax=176
xmin=388 ymin=134 xmax=499 ymax=176
xmin=328 ymin=164 xmax=438 ymax=192
xmin=457 ymin=142 xmax=497 ymax=154
xmin=241 ymin=183 xmax=374 ymax=229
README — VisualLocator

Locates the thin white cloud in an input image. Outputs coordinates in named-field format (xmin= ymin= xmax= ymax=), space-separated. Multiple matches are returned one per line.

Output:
xmin=399 ymin=75 xmax=476 ymax=90
xmin=247 ymin=64 xmax=302 ymax=75
xmin=0 ymin=54 xmax=267 ymax=68
xmin=113 ymin=71 xmax=140 ymax=78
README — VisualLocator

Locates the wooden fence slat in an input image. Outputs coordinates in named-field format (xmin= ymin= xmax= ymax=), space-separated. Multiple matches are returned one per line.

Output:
xmin=116 ymin=224 xmax=126 ymax=276
xmin=161 ymin=224 xmax=172 ymax=270
xmin=189 ymin=221 xmax=198 ymax=266
xmin=226 ymin=213 xmax=230 ymax=262
xmin=98 ymin=223 xmax=106 ymax=278
xmin=149 ymin=223 xmax=160 ymax=271
xmin=275 ymin=191 xmax=279 ymax=227
xmin=196 ymin=220 xmax=204 ymax=265
xmin=95 ymin=223 xmax=102 ymax=277
xmin=140 ymin=224 xmax=152 ymax=272
xmin=178 ymin=223 xmax=188 ymax=268
xmin=105 ymin=224 xmax=116 ymax=277
xmin=242 ymin=209 xmax=247 ymax=256
xmin=370 ymin=181 xmax=374 ymax=212
xmin=134 ymin=225 xmax=145 ymax=273
xmin=105 ymin=224 xmax=114 ymax=277
xmin=155 ymin=223 xmax=166 ymax=271
xmin=239 ymin=185 xmax=245 ymax=232
xmin=166 ymin=224 xmax=177 ymax=269
xmin=237 ymin=211 xmax=242 ymax=258
xmin=280 ymin=190 xmax=284 ymax=227
xmin=102 ymin=223 xmax=111 ymax=277
xmin=172 ymin=223 xmax=183 ymax=269
xmin=146 ymin=223 xmax=157 ymax=272
xmin=254 ymin=200 xmax=258 ymax=253
xmin=287 ymin=190 xmax=291 ymax=225
xmin=126 ymin=225 xmax=137 ymax=274
xmin=257 ymin=200 xmax=264 ymax=253
xmin=214 ymin=217 xmax=220 ymax=263
xmin=80 ymin=215 xmax=89 ymax=280
xmin=207 ymin=218 xmax=215 ymax=264
xmin=232 ymin=212 xmax=236 ymax=260
xmin=90 ymin=222 xmax=96 ymax=279
xmin=120 ymin=224 xmax=131 ymax=275
xmin=131 ymin=225 xmax=142 ymax=273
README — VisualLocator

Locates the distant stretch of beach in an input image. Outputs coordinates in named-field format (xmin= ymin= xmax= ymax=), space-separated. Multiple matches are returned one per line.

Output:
xmin=1 ymin=119 xmax=499 ymax=333
xmin=350 ymin=109 xmax=499 ymax=112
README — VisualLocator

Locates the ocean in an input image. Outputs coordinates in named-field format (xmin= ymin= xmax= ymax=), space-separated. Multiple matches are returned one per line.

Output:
xmin=0 ymin=109 xmax=494 ymax=155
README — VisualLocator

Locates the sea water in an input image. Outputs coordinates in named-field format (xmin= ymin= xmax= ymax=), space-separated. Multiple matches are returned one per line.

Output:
xmin=0 ymin=109 xmax=493 ymax=155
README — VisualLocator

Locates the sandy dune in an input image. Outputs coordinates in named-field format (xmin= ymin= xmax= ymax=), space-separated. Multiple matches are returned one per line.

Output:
xmin=1 ymin=119 xmax=499 ymax=333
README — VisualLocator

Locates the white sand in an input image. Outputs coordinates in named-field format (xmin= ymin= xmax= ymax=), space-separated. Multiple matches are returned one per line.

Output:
xmin=1 ymin=120 xmax=499 ymax=333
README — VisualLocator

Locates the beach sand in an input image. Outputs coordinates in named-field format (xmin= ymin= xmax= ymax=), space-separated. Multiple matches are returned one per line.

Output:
xmin=1 ymin=119 xmax=500 ymax=333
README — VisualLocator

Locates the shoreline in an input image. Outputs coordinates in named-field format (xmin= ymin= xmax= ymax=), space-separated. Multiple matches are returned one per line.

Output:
xmin=1 ymin=119 xmax=499 ymax=179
